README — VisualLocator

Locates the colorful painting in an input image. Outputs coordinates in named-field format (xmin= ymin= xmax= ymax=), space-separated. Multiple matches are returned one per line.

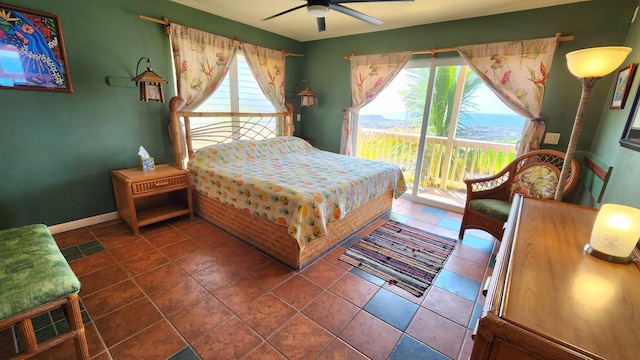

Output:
xmin=0 ymin=3 xmax=72 ymax=92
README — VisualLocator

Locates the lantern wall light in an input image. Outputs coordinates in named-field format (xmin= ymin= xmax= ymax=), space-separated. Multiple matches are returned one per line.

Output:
xmin=132 ymin=57 xmax=168 ymax=103
xmin=298 ymin=87 xmax=318 ymax=107
xmin=293 ymin=80 xmax=318 ymax=107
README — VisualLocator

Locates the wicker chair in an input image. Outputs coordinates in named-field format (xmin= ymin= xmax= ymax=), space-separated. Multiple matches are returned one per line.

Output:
xmin=458 ymin=149 xmax=579 ymax=241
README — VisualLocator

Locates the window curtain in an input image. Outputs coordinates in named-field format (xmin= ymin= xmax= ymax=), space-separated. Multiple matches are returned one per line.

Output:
xmin=457 ymin=37 xmax=557 ymax=155
xmin=169 ymin=24 xmax=288 ymax=164
xmin=170 ymin=23 xmax=239 ymax=111
xmin=241 ymin=43 xmax=287 ymax=112
xmin=340 ymin=51 xmax=412 ymax=155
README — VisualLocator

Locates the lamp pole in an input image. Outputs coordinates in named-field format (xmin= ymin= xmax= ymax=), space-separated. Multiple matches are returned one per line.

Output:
xmin=556 ymin=46 xmax=632 ymax=201
xmin=554 ymin=77 xmax=598 ymax=201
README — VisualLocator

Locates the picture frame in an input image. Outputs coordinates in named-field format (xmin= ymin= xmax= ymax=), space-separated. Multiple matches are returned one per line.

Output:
xmin=620 ymin=82 xmax=640 ymax=152
xmin=610 ymin=63 xmax=636 ymax=109
xmin=0 ymin=3 xmax=72 ymax=92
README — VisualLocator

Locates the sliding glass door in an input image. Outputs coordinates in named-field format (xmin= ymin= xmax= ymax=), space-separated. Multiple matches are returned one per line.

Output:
xmin=358 ymin=58 xmax=522 ymax=211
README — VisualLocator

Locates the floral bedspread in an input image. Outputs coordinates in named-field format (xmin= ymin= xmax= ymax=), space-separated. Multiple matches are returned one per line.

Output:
xmin=188 ymin=136 xmax=406 ymax=247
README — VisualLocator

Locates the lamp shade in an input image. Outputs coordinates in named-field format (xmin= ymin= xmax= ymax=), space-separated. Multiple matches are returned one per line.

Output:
xmin=566 ymin=46 xmax=632 ymax=78
xmin=585 ymin=204 xmax=640 ymax=263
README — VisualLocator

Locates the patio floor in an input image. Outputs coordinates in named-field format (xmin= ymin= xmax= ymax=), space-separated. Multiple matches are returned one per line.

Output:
xmin=405 ymin=185 xmax=468 ymax=210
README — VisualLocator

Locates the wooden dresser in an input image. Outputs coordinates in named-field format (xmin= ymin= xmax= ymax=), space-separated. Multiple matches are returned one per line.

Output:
xmin=471 ymin=195 xmax=640 ymax=360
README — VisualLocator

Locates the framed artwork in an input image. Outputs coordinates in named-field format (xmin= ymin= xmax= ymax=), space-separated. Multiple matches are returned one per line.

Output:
xmin=610 ymin=63 xmax=636 ymax=109
xmin=0 ymin=3 xmax=72 ymax=92
xmin=620 ymin=82 xmax=640 ymax=152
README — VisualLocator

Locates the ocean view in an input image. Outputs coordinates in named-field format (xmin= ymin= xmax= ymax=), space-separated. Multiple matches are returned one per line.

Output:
xmin=359 ymin=112 xmax=525 ymax=143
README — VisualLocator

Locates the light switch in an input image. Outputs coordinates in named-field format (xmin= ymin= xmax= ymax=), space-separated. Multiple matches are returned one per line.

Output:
xmin=544 ymin=132 xmax=560 ymax=145
xmin=297 ymin=114 xmax=301 ymax=122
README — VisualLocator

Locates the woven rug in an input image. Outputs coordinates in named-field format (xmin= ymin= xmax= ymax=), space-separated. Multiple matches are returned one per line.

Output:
xmin=339 ymin=220 xmax=456 ymax=297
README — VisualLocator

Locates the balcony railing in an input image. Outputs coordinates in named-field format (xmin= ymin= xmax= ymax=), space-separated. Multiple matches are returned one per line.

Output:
xmin=357 ymin=128 xmax=517 ymax=191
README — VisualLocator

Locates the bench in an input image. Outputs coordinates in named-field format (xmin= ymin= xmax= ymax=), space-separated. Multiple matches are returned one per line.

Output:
xmin=0 ymin=224 xmax=89 ymax=359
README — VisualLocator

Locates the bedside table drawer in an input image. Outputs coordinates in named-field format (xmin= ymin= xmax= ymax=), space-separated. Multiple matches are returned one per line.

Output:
xmin=132 ymin=175 xmax=188 ymax=194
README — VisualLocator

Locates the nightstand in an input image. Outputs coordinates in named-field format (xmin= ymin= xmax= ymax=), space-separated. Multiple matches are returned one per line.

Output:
xmin=302 ymin=137 xmax=316 ymax=146
xmin=111 ymin=164 xmax=193 ymax=234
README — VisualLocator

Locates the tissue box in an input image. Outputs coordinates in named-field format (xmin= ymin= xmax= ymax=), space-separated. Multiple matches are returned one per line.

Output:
xmin=140 ymin=157 xmax=155 ymax=171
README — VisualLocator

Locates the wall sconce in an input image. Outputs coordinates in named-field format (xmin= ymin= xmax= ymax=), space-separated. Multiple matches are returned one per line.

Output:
xmin=132 ymin=57 xmax=168 ymax=103
xmin=585 ymin=204 xmax=640 ymax=264
xmin=554 ymin=46 xmax=631 ymax=200
xmin=297 ymin=87 xmax=318 ymax=107
xmin=293 ymin=80 xmax=318 ymax=107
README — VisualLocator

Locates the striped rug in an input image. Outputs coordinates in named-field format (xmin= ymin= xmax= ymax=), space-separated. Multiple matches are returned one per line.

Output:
xmin=339 ymin=220 xmax=456 ymax=297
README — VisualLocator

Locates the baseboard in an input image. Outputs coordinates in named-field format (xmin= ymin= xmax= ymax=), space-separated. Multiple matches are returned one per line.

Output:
xmin=48 ymin=212 xmax=120 ymax=235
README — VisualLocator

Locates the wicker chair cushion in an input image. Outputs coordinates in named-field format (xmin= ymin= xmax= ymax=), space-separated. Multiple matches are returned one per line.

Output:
xmin=0 ymin=224 xmax=81 ymax=321
xmin=469 ymin=199 xmax=512 ymax=222
xmin=509 ymin=165 xmax=559 ymax=201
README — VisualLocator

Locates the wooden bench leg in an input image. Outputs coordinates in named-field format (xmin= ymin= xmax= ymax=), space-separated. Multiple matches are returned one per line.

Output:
xmin=16 ymin=319 xmax=37 ymax=355
xmin=65 ymin=294 xmax=90 ymax=360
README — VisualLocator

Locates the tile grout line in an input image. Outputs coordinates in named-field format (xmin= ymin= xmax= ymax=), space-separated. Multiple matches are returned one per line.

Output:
xmin=56 ymin=208 xmax=485 ymax=360
xmin=83 ymin=221 xmax=197 ymax=358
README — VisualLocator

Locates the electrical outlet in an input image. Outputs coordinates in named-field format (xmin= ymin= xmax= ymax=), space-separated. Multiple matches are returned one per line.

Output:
xmin=296 ymin=114 xmax=301 ymax=122
xmin=544 ymin=132 xmax=560 ymax=145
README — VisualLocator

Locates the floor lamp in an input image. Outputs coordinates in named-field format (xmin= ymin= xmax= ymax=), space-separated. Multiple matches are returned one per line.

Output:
xmin=554 ymin=46 xmax=632 ymax=201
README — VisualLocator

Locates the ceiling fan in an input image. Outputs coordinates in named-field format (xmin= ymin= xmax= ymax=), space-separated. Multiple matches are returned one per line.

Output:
xmin=262 ymin=0 xmax=414 ymax=32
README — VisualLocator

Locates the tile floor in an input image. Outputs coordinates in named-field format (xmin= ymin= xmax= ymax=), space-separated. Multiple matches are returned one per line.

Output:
xmin=0 ymin=197 xmax=498 ymax=360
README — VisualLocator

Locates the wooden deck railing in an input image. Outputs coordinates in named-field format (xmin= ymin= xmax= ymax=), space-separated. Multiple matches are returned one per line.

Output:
xmin=357 ymin=128 xmax=517 ymax=190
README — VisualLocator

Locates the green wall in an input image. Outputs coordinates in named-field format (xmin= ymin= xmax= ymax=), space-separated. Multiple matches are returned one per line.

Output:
xmin=0 ymin=0 xmax=303 ymax=228
xmin=588 ymin=0 xmax=640 ymax=208
xmin=2 ymin=0 xmax=637 ymax=229
xmin=300 ymin=0 xmax=637 ymax=153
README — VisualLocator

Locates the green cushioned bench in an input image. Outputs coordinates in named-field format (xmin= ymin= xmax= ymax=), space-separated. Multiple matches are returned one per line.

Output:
xmin=0 ymin=224 xmax=89 ymax=359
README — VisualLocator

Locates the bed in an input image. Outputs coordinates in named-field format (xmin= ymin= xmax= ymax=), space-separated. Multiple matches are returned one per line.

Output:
xmin=169 ymin=96 xmax=406 ymax=269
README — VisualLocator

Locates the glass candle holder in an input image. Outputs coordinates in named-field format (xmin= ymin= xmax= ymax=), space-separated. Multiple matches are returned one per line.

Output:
xmin=585 ymin=204 xmax=640 ymax=264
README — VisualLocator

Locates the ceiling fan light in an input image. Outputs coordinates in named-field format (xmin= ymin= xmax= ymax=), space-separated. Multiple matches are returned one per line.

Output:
xmin=308 ymin=5 xmax=329 ymax=18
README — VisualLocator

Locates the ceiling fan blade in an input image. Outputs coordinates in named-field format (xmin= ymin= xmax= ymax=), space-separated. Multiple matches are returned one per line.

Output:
xmin=317 ymin=17 xmax=326 ymax=32
xmin=262 ymin=4 xmax=307 ymax=21
xmin=329 ymin=3 xmax=383 ymax=25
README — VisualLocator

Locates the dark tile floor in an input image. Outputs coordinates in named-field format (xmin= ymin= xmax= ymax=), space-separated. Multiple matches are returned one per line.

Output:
xmin=0 ymin=197 xmax=497 ymax=360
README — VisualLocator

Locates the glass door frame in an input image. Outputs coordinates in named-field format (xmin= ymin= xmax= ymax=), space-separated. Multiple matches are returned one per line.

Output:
xmin=405 ymin=57 xmax=469 ymax=213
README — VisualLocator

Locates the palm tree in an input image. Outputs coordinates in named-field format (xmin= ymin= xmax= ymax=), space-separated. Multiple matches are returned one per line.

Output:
xmin=398 ymin=65 xmax=484 ymax=188
xmin=400 ymin=66 xmax=483 ymax=136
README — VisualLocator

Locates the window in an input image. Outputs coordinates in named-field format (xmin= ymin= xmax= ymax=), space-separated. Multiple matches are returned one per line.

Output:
xmin=195 ymin=52 xmax=275 ymax=113
xmin=358 ymin=57 xmax=524 ymax=208
xmin=360 ymin=59 xmax=524 ymax=144
xmin=191 ymin=51 xmax=279 ymax=147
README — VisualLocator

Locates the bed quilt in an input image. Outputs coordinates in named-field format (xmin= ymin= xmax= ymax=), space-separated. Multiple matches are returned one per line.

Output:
xmin=189 ymin=136 xmax=406 ymax=247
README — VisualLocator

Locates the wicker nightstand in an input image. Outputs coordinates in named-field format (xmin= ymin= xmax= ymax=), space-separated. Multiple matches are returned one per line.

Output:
xmin=111 ymin=164 xmax=193 ymax=234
